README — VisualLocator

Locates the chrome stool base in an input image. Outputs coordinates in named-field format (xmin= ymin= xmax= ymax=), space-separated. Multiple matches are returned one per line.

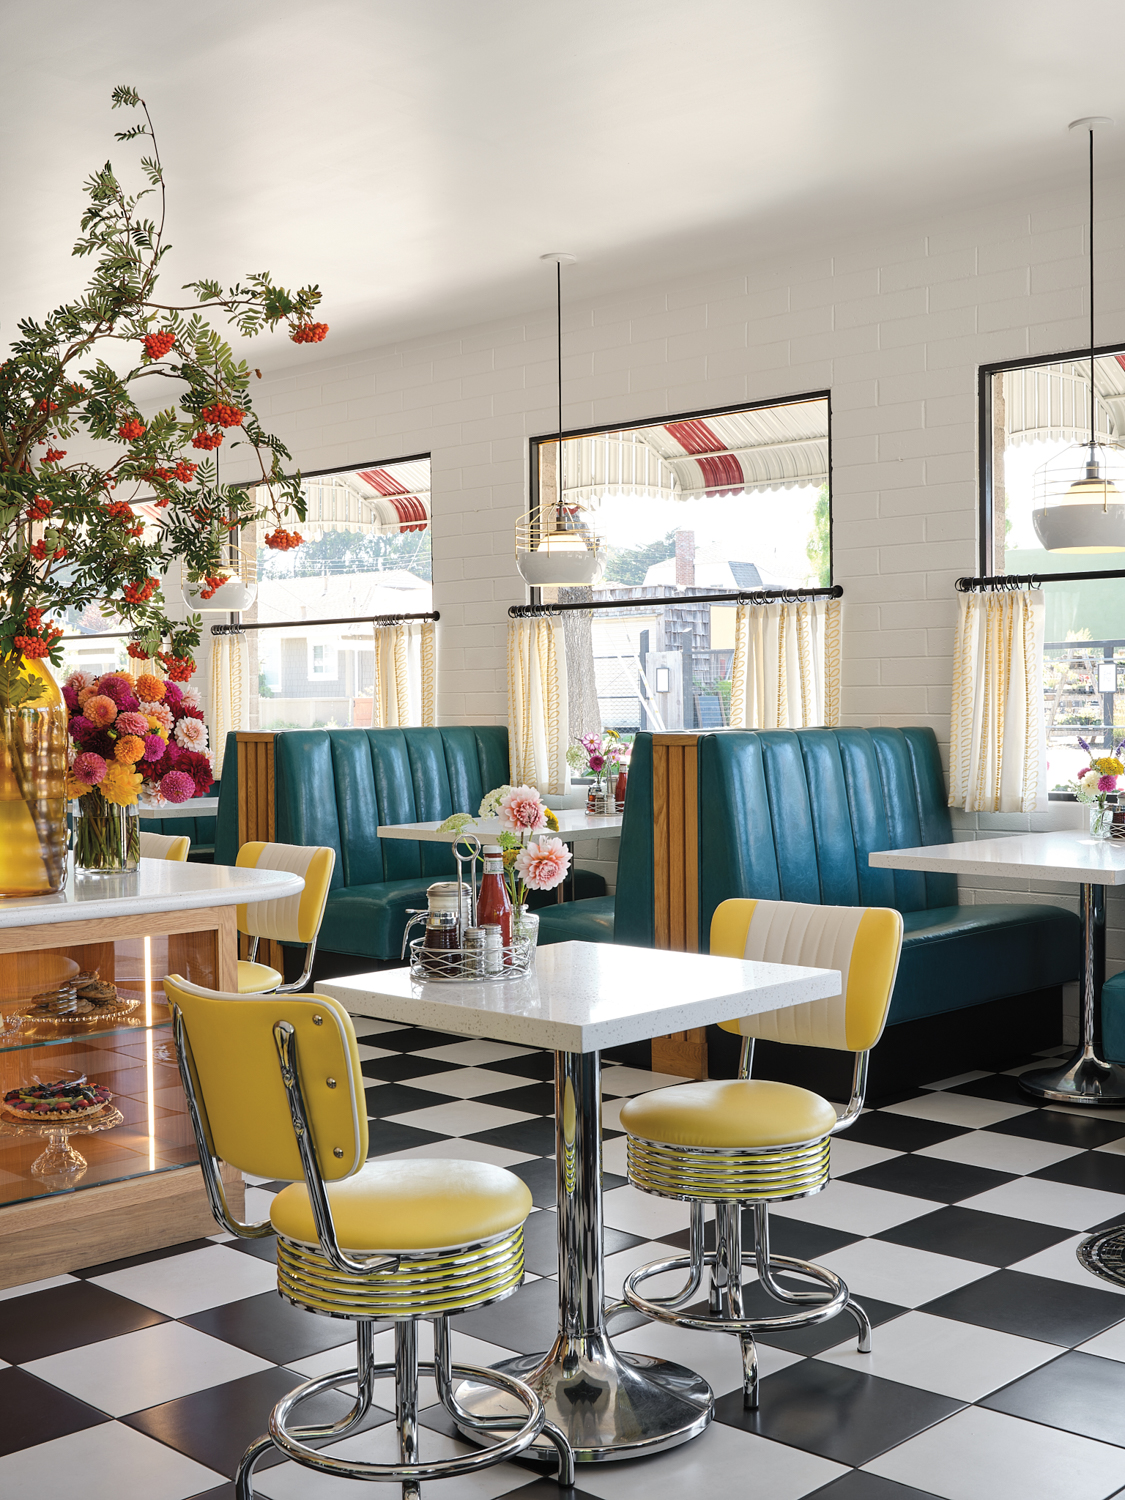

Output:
xmin=1078 ymin=1226 xmax=1125 ymax=1288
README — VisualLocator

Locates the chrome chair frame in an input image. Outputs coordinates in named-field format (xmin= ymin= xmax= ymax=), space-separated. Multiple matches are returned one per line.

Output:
xmin=244 ymin=933 xmax=319 ymax=994
xmin=171 ymin=1003 xmax=574 ymax=1497
xmin=621 ymin=1040 xmax=873 ymax=1411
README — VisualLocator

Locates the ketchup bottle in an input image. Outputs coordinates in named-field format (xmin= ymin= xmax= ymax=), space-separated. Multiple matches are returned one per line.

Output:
xmin=476 ymin=845 xmax=513 ymax=953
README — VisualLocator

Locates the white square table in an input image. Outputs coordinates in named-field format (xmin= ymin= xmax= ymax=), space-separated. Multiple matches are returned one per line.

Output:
xmin=321 ymin=940 xmax=839 ymax=1465
xmin=870 ymin=831 xmax=1125 ymax=1104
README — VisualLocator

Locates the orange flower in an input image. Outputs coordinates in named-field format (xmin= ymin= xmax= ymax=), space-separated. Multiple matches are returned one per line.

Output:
xmin=114 ymin=735 xmax=146 ymax=765
xmin=85 ymin=694 xmax=118 ymax=728
xmin=134 ymin=673 xmax=165 ymax=702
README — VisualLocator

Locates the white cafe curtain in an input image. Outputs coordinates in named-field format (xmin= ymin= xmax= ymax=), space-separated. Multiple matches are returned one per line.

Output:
xmin=729 ymin=597 xmax=841 ymax=729
xmin=948 ymin=588 xmax=1046 ymax=813
xmin=208 ymin=631 xmax=248 ymax=778
xmin=372 ymin=619 xmax=436 ymax=728
xmin=507 ymin=616 xmax=569 ymax=796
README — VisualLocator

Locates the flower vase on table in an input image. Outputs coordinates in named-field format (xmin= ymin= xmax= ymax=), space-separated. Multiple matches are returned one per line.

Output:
xmin=73 ymin=795 xmax=140 ymax=874
xmin=0 ymin=658 xmax=69 ymax=897
xmin=567 ymin=730 xmax=624 ymax=815
xmin=492 ymin=786 xmax=572 ymax=963
xmin=1072 ymin=738 xmax=1124 ymax=842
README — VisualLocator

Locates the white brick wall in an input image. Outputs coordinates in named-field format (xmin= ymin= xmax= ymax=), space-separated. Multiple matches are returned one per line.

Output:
xmin=217 ymin=168 xmax=1125 ymax=987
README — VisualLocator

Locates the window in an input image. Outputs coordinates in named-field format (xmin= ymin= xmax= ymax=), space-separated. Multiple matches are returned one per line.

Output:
xmin=983 ymin=348 xmax=1125 ymax=789
xmin=243 ymin=457 xmax=432 ymax=730
xmin=531 ymin=396 xmax=830 ymax=734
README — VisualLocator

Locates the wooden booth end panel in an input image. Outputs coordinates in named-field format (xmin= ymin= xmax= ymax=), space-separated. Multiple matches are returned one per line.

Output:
xmin=651 ymin=733 xmax=707 ymax=1079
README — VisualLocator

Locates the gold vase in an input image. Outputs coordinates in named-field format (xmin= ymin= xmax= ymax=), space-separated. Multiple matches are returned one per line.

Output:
xmin=0 ymin=658 xmax=69 ymax=897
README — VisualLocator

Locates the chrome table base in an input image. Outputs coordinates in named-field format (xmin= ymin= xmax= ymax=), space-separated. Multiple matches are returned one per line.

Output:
xmin=457 ymin=1048 xmax=714 ymax=1463
xmin=1021 ymin=882 xmax=1125 ymax=1105
xmin=1078 ymin=1226 xmax=1125 ymax=1288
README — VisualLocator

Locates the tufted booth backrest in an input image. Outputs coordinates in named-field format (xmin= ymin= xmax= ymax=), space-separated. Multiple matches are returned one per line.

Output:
xmin=698 ymin=726 xmax=957 ymax=945
xmin=215 ymin=726 xmax=511 ymax=883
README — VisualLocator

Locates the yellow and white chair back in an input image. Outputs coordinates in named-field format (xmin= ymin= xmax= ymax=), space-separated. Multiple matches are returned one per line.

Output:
xmin=139 ymin=830 xmax=190 ymax=862
xmin=234 ymin=841 xmax=335 ymax=994
xmin=164 ymin=972 xmax=570 ymax=1494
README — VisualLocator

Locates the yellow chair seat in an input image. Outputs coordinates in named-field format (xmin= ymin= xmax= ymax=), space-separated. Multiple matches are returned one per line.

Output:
xmin=620 ymin=1079 xmax=838 ymax=1150
xmin=237 ymin=959 xmax=283 ymax=994
xmin=271 ymin=1158 xmax=533 ymax=1252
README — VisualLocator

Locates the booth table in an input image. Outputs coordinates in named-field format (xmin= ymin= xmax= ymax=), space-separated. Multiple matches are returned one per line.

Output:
xmin=871 ymin=831 xmax=1125 ymax=1104
xmin=0 ymin=857 xmax=303 ymax=1287
xmin=137 ymin=795 xmax=219 ymax=821
xmin=322 ymin=939 xmax=838 ymax=1465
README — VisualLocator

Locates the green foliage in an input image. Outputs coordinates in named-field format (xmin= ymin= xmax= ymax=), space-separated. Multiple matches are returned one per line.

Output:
xmin=0 ymin=86 xmax=329 ymax=677
xmin=806 ymin=483 xmax=830 ymax=587
xmin=602 ymin=530 xmax=677 ymax=586
xmin=0 ymin=662 xmax=46 ymax=709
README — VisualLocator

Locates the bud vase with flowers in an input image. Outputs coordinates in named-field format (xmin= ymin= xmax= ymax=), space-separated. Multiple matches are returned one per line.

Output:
xmin=494 ymin=786 xmax=572 ymax=951
xmin=1072 ymin=736 xmax=1125 ymax=840
xmin=566 ymin=730 xmax=624 ymax=812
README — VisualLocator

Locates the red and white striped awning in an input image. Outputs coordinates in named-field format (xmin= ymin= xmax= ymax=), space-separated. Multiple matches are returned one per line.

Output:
xmin=355 ymin=467 xmax=430 ymax=532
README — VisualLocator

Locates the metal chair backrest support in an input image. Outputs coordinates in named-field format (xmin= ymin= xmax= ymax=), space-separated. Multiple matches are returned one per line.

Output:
xmin=139 ymin=830 xmax=190 ymax=861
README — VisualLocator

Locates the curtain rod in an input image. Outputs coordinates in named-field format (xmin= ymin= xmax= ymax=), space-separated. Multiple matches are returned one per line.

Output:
xmin=956 ymin=570 xmax=1125 ymax=592
xmin=211 ymin=610 xmax=439 ymax=635
xmin=508 ymin=585 xmax=841 ymax=618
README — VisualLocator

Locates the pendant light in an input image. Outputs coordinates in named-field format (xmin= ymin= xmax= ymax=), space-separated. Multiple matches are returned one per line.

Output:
xmin=1032 ymin=117 xmax=1125 ymax=552
xmin=515 ymin=253 xmax=605 ymax=587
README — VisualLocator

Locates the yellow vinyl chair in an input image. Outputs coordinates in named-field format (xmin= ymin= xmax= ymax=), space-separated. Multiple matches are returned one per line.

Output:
xmin=139 ymin=830 xmax=190 ymax=861
xmin=620 ymin=898 xmax=903 ymax=1410
xmin=235 ymin=842 xmax=335 ymax=995
xmin=165 ymin=973 xmax=573 ymax=1500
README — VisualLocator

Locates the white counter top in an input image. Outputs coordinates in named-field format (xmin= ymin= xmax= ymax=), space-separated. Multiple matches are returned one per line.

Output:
xmin=322 ymin=940 xmax=839 ymax=1052
xmin=0 ymin=859 xmax=304 ymax=929
xmin=137 ymin=797 xmax=219 ymax=821
xmin=870 ymin=830 xmax=1125 ymax=886
xmin=377 ymin=809 xmax=623 ymax=845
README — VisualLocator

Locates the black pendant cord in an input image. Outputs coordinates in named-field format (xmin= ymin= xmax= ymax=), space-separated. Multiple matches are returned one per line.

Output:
xmin=556 ymin=259 xmax=563 ymax=440
xmin=1090 ymin=125 xmax=1097 ymax=451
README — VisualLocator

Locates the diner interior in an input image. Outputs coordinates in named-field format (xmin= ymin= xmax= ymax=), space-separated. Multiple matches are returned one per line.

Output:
xmin=9 ymin=4 xmax=1125 ymax=1498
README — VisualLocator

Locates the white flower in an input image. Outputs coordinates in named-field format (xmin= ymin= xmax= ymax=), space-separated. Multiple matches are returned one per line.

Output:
xmin=179 ymin=685 xmax=202 ymax=710
xmin=174 ymin=718 xmax=208 ymax=751
xmin=479 ymin=784 xmax=511 ymax=818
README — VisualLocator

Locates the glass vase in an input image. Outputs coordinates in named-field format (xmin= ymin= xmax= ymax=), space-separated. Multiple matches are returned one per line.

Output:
xmin=73 ymin=795 xmax=140 ymax=875
xmin=0 ymin=658 xmax=69 ymax=897
xmin=514 ymin=903 xmax=540 ymax=959
xmin=1089 ymin=801 xmax=1112 ymax=840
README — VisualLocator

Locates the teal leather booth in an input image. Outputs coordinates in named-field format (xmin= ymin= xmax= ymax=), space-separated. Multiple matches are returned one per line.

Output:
xmin=214 ymin=728 xmax=606 ymax=965
xmin=139 ymin=781 xmax=219 ymax=863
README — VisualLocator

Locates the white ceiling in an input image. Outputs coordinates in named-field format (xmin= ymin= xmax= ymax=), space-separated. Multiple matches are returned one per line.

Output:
xmin=4 ymin=0 xmax=1125 ymax=367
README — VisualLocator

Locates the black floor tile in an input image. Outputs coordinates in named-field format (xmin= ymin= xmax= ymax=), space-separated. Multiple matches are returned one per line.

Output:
xmin=753 ymin=1294 xmax=907 ymax=1356
xmin=1033 ymin=1150 xmax=1125 ymax=1194
xmin=183 ymin=1290 xmax=380 ymax=1364
xmin=657 ymin=1210 xmax=859 ymax=1260
xmin=803 ymin=1472 xmax=945 ymax=1500
xmin=471 ymin=1118 xmax=559 ymax=1158
xmin=949 ymin=1074 xmax=1044 ymax=1107
xmin=0 ymin=1280 xmax=167 ymax=1364
xmin=922 ymin=1269 xmax=1125 ymax=1346
xmin=123 ymin=1367 xmax=380 ymax=1477
xmin=186 ymin=1487 xmax=236 ymax=1500
xmin=492 ymin=1483 xmax=602 ymax=1500
xmin=360 ymin=1053 xmax=461 ymax=1083
xmin=877 ymin=1206 xmax=1072 ymax=1266
xmin=223 ymin=1234 xmax=278 ymax=1264
xmin=521 ymin=1209 xmax=644 ymax=1277
xmin=984 ymin=1110 xmax=1125 ymax=1150
xmin=454 ymin=1274 xmax=561 ymax=1354
xmin=981 ymin=1348 xmax=1125 ymax=1447
xmin=364 ymin=1081 xmax=458 ymax=1117
xmin=481 ymin=1080 xmax=556 ymax=1116
xmin=487 ymin=1051 xmax=557 ymax=1080
xmin=72 ymin=1237 xmax=216 ymax=1278
xmin=845 ymin=1112 xmax=969 ymax=1153
xmin=366 ymin=1121 xmax=449 ymax=1157
xmin=373 ymin=1027 xmax=468 ymax=1053
xmin=0 ymin=1366 xmax=108 ymax=1457
xmin=841 ymin=1155 xmax=1015 ymax=1204
xmin=715 ymin=1360 xmax=962 ymax=1466
xmin=507 ymin=1155 xmax=557 ymax=1205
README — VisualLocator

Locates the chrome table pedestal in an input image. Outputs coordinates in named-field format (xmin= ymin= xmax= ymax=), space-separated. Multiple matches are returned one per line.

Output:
xmin=1020 ymin=882 xmax=1125 ymax=1105
xmin=456 ymin=1049 xmax=713 ymax=1464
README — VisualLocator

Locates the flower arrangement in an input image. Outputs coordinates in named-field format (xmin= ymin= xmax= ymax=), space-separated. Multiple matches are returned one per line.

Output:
xmin=1071 ymin=737 xmax=1125 ymax=838
xmin=494 ymin=784 xmax=571 ymax=910
xmin=566 ymin=730 xmax=625 ymax=787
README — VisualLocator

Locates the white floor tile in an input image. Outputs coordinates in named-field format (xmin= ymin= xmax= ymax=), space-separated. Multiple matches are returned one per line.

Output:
xmin=89 ymin=1243 xmax=278 ymax=1316
xmin=614 ymin=1318 xmax=802 ymax=1397
xmin=383 ymin=1100 xmax=536 ymax=1137
xmin=0 ymin=1273 xmax=77 ymax=1302
xmin=355 ymin=1043 xmax=397 ymax=1061
xmin=922 ymin=1070 xmax=993 ymax=1091
xmin=348 ymin=1019 xmax=409 ymax=1038
xmin=25 ymin=1321 xmax=273 ymax=1415
xmin=603 ymin=1240 xmax=678 ymax=1300
xmin=771 ymin=1180 xmax=937 ymax=1237
xmin=880 ymin=1094 xmax=1032 ymax=1129
xmin=244 ymin=1185 xmax=279 ymax=1220
xmin=577 ymin=1419 xmax=846 ymax=1499
xmin=1047 ymin=1103 xmax=1125 ymax=1124
xmin=402 ymin=1066 xmax=539 ymax=1098
xmin=0 ymin=1422 xmax=224 ymax=1500
xmin=830 ymin=1138 xmax=903 ymax=1176
xmin=818 ymin=1239 xmax=990 ymax=1307
xmin=374 ymin=1138 xmax=535 ymax=1167
xmin=959 ymin=1177 xmax=1125 ymax=1231
xmin=602 ymin=1097 xmax=627 ymax=1132
xmin=602 ymin=1134 xmax=630 ymax=1175
xmin=816 ymin=1310 xmax=1057 ymax=1400
xmin=1010 ymin=1233 xmax=1125 ymax=1294
xmin=916 ymin=1130 xmax=1083 ymax=1176
xmin=602 ymin=1183 xmax=697 ymax=1239
xmin=285 ymin=1320 xmax=515 ymax=1393
xmin=1095 ymin=1135 xmax=1125 ymax=1157
xmin=415 ymin=1039 xmax=535 ymax=1065
xmin=1077 ymin=1319 xmax=1125 ymax=1361
xmin=864 ymin=1405 xmax=1125 ymax=1500
xmin=600 ymin=1066 xmax=690 ymax=1097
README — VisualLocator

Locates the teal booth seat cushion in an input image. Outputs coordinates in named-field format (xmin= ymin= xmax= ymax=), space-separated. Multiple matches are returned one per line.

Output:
xmin=1101 ymin=971 xmax=1125 ymax=1063
xmin=536 ymin=895 xmax=616 ymax=945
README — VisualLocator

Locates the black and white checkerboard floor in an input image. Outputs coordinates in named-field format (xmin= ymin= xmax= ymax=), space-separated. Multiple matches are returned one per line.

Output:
xmin=7 ymin=1024 xmax=1125 ymax=1499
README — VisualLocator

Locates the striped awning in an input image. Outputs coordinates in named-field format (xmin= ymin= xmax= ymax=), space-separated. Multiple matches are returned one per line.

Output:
xmin=295 ymin=460 xmax=431 ymax=535
xmin=1002 ymin=358 xmax=1125 ymax=447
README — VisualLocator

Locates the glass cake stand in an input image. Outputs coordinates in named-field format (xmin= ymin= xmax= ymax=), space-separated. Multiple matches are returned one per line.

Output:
xmin=0 ymin=1102 xmax=124 ymax=1186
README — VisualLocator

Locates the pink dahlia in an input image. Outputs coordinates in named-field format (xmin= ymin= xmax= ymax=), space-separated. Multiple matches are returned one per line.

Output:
xmin=95 ymin=675 xmax=134 ymax=708
xmin=143 ymin=733 xmax=166 ymax=761
xmin=139 ymin=701 xmax=173 ymax=731
xmin=177 ymin=684 xmax=199 ymax=709
xmin=174 ymin=717 xmax=208 ymax=750
xmin=162 ymin=680 xmax=184 ymax=708
xmin=72 ymin=751 xmax=107 ymax=785
xmin=69 ymin=715 xmax=95 ymax=742
xmin=62 ymin=685 xmax=79 ymax=711
xmin=587 ymin=753 xmax=606 ymax=774
xmin=159 ymin=769 xmax=195 ymax=803
xmin=1099 ymin=774 xmax=1118 ymax=793
xmin=117 ymin=711 xmax=150 ymax=737
xmin=64 ymin=670 xmax=92 ymax=694
xmin=85 ymin=694 xmax=118 ymax=728
xmin=515 ymin=836 xmax=571 ymax=891
xmin=499 ymin=784 xmax=547 ymax=832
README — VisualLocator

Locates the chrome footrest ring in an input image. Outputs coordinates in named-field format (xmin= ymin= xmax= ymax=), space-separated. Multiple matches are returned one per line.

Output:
xmin=623 ymin=1251 xmax=848 ymax=1334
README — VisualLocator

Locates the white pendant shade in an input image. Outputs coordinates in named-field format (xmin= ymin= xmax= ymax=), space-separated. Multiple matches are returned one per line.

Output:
xmin=1031 ymin=441 xmax=1125 ymax=553
xmin=515 ymin=518 xmax=604 ymax=586
xmin=183 ymin=576 xmax=258 ymax=612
